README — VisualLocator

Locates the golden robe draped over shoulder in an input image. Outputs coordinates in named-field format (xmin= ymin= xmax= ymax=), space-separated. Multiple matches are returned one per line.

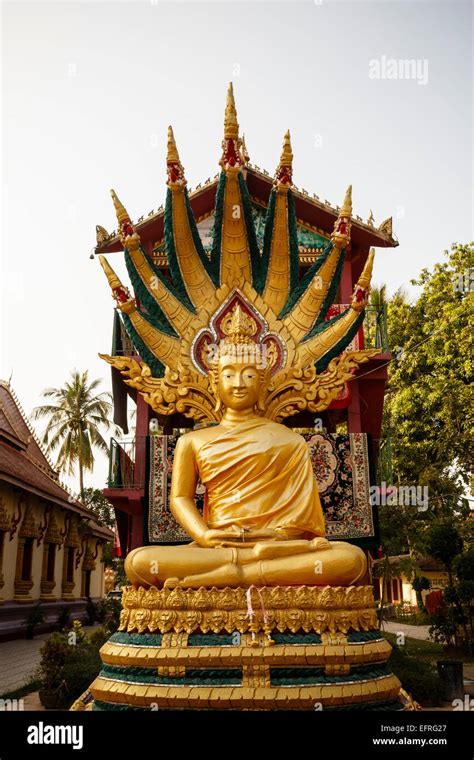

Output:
xmin=196 ymin=417 xmax=326 ymax=538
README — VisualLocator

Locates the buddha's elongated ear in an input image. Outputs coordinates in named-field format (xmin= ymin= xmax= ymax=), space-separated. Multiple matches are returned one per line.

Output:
xmin=208 ymin=365 xmax=223 ymax=413
xmin=256 ymin=368 xmax=269 ymax=412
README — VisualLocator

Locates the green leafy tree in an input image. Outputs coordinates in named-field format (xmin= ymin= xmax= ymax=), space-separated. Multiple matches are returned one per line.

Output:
xmin=383 ymin=242 xmax=473 ymax=515
xmin=425 ymin=521 xmax=464 ymax=584
xmin=378 ymin=243 xmax=473 ymax=568
xmin=33 ymin=370 xmax=116 ymax=496
xmin=81 ymin=488 xmax=116 ymax=530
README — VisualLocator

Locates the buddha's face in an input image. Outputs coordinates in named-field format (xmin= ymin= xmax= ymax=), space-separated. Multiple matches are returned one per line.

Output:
xmin=217 ymin=359 xmax=261 ymax=411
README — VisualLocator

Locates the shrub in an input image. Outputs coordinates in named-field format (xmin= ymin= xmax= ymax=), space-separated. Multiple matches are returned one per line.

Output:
xmin=388 ymin=641 xmax=444 ymax=706
xmin=37 ymin=620 xmax=104 ymax=709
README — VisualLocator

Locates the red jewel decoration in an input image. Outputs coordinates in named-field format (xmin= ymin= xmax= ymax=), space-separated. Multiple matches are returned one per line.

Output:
xmin=225 ymin=139 xmax=238 ymax=167
xmin=122 ymin=221 xmax=134 ymax=238
xmin=113 ymin=287 xmax=129 ymax=304
xmin=169 ymin=164 xmax=180 ymax=183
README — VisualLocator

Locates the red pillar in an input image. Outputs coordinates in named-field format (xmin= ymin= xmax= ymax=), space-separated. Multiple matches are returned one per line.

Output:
xmin=347 ymin=379 xmax=362 ymax=433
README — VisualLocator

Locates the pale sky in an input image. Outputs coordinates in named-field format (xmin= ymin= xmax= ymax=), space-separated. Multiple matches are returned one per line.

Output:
xmin=1 ymin=0 xmax=472 ymax=492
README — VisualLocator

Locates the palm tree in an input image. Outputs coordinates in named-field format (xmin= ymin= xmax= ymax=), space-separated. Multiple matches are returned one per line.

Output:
xmin=32 ymin=370 xmax=115 ymax=496
xmin=369 ymin=283 xmax=387 ymax=314
xmin=367 ymin=284 xmax=388 ymax=350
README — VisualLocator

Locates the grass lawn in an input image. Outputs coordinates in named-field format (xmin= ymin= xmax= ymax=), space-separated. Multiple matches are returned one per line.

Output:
xmin=383 ymin=631 xmax=474 ymax=665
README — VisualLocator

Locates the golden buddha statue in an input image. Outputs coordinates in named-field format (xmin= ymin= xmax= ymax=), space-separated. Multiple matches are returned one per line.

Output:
xmin=99 ymin=83 xmax=381 ymax=593
xmin=87 ymin=86 xmax=406 ymax=714
xmin=125 ymin=306 xmax=367 ymax=589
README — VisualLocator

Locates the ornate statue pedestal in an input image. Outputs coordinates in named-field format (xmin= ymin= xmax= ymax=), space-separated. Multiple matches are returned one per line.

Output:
xmin=85 ymin=585 xmax=406 ymax=711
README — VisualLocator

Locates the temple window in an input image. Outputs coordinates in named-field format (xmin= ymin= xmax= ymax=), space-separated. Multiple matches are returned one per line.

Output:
xmin=66 ymin=547 xmax=75 ymax=583
xmin=46 ymin=544 xmax=56 ymax=582
xmin=21 ymin=537 xmax=34 ymax=581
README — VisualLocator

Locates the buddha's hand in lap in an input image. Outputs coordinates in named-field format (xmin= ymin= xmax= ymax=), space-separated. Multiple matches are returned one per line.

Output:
xmin=198 ymin=526 xmax=281 ymax=548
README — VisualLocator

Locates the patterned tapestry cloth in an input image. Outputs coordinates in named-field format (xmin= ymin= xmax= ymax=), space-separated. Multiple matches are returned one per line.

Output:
xmin=146 ymin=432 xmax=374 ymax=544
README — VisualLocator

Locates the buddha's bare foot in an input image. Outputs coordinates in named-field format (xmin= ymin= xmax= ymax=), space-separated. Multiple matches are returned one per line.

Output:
xmin=309 ymin=537 xmax=332 ymax=551
xmin=180 ymin=562 xmax=244 ymax=589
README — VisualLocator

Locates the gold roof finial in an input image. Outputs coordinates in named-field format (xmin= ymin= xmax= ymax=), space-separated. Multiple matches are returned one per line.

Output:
xmin=110 ymin=189 xmax=130 ymax=225
xmin=340 ymin=185 xmax=352 ymax=218
xmin=280 ymin=129 xmax=293 ymax=167
xmin=224 ymin=82 xmax=239 ymax=140
xmin=167 ymin=125 xmax=181 ymax=164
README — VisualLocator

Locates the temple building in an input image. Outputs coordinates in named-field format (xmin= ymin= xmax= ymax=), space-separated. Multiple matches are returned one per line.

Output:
xmin=95 ymin=136 xmax=397 ymax=561
xmin=0 ymin=381 xmax=113 ymax=641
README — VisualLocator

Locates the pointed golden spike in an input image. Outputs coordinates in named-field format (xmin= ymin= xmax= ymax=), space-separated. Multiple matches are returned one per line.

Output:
xmin=167 ymin=125 xmax=181 ymax=164
xmin=99 ymin=254 xmax=123 ymax=292
xmin=274 ymin=129 xmax=293 ymax=190
xmin=262 ymin=133 xmax=294 ymax=312
xmin=280 ymin=129 xmax=293 ymax=168
xmin=224 ymin=82 xmax=239 ymax=140
xmin=164 ymin=127 xmax=215 ymax=307
xmin=110 ymin=189 xmax=130 ymax=226
xmin=331 ymin=185 xmax=352 ymax=250
xmin=340 ymin=185 xmax=352 ymax=218
xmin=350 ymin=248 xmax=375 ymax=311
xmin=166 ymin=126 xmax=186 ymax=186
xmin=219 ymin=83 xmax=252 ymax=285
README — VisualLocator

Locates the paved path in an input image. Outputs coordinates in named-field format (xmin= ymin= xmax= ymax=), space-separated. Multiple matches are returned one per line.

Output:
xmin=0 ymin=626 xmax=98 ymax=697
xmin=381 ymin=621 xmax=431 ymax=641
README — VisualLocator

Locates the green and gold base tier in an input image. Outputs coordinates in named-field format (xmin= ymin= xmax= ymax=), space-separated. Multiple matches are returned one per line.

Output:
xmin=88 ymin=585 xmax=405 ymax=711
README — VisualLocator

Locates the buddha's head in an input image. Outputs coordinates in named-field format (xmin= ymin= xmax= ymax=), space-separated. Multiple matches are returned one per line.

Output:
xmin=208 ymin=304 xmax=274 ymax=414
xmin=216 ymin=356 xmax=263 ymax=412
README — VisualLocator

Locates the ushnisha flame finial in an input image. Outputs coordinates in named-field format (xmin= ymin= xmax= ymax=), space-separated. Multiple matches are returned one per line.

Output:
xmin=110 ymin=189 xmax=135 ymax=242
xmin=221 ymin=303 xmax=258 ymax=344
xmin=167 ymin=126 xmax=186 ymax=187
xmin=275 ymin=129 xmax=293 ymax=187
